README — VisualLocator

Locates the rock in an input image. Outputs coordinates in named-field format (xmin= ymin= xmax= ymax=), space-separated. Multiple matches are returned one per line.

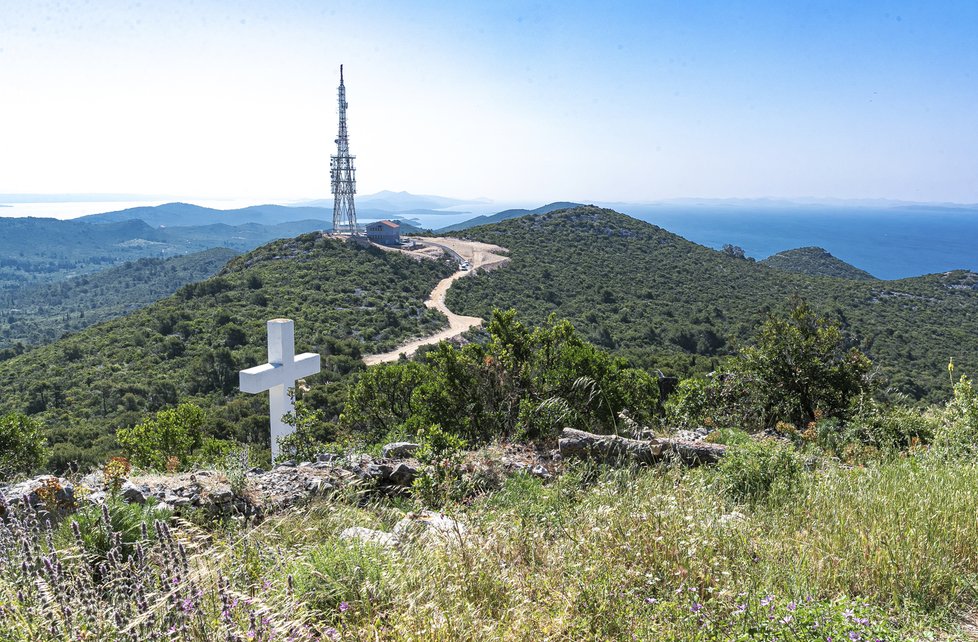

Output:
xmin=79 ymin=471 xmax=104 ymax=490
xmin=277 ymin=460 xmax=296 ymax=468
xmin=339 ymin=526 xmax=399 ymax=548
xmin=530 ymin=464 xmax=551 ymax=479
xmin=316 ymin=453 xmax=339 ymax=463
xmin=388 ymin=462 xmax=418 ymax=486
xmin=120 ymin=482 xmax=148 ymax=504
xmin=249 ymin=467 xmax=266 ymax=474
xmin=365 ymin=463 xmax=393 ymax=480
xmin=3 ymin=476 xmax=75 ymax=512
xmin=393 ymin=511 xmax=466 ymax=545
xmin=165 ymin=494 xmax=191 ymax=508
xmin=209 ymin=486 xmax=234 ymax=504
xmin=559 ymin=428 xmax=725 ymax=467
xmin=381 ymin=442 xmax=420 ymax=459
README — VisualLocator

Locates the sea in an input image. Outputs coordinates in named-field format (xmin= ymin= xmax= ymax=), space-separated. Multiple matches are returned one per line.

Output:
xmin=2 ymin=199 xmax=975 ymax=281
xmin=612 ymin=204 xmax=978 ymax=280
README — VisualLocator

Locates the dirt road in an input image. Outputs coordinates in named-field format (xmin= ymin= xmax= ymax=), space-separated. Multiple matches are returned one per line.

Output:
xmin=362 ymin=238 xmax=509 ymax=365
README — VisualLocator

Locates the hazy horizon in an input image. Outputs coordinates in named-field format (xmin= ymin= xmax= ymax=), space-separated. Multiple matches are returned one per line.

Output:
xmin=2 ymin=2 xmax=977 ymax=204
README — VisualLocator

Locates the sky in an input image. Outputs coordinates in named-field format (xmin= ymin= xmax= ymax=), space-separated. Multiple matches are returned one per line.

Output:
xmin=1 ymin=1 xmax=977 ymax=204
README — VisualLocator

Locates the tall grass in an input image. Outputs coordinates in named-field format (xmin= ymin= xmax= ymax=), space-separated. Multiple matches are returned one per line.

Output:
xmin=3 ymin=458 xmax=978 ymax=640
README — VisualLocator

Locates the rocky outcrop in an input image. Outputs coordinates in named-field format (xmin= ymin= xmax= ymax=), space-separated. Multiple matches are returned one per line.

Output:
xmin=2 ymin=452 xmax=423 ymax=525
xmin=558 ymin=428 xmax=726 ymax=467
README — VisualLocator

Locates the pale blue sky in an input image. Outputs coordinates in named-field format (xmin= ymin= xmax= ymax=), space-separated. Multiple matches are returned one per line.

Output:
xmin=1 ymin=1 xmax=976 ymax=203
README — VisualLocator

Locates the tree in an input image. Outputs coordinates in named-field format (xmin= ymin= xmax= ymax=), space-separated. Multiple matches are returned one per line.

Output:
xmin=733 ymin=302 xmax=872 ymax=428
xmin=116 ymin=403 xmax=205 ymax=471
xmin=0 ymin=413 xmax=47 ymax=478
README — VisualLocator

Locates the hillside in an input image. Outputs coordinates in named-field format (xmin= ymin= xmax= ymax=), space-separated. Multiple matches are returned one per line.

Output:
xmin=0 ymin=234 xmax=454 ymax=469
xmin=0 ymin=248 xmax=238 ymax=350
xmin=761 ymin=246 xmax=876 ymax=280
xmin=0 ymin=216 xmax=327 ymax=292
xmin=445 ymin=206 xmax=978 ymax=400
xmin=437 ymin=201 xmax=582 ymax=233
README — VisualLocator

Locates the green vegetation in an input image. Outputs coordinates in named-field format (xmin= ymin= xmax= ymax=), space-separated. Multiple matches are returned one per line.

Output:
xmin=5 ymin=207 xmax=978 ymax=638
xmin=446 ymin=206 xmax=978 ymax=400
xmin=7 ymin=456 xmax=978 ymax=639
xmin=0 ymin=412 xmax=47 ymax=479
xmin=0 ymin=233 xmax=454 ymax=470
xmin=436 ymin=201 xmax=582 ymax=233
xmin=761 ymin=246 xmax=876 ymax=279
xmin=0 ymin=247 xmax=237 ymax=350
xmin=666 ymin=302 xmax=874 ymax=432
xmin=0 ymin=214 xmax=325 ymax=295
xmin=341 ymin=310 xmax=658 ymax=445
xmin=116 ymin=402 xmax=205 ymax=471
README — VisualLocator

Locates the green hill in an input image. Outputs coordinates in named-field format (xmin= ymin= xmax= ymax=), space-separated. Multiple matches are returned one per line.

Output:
xmin=0 ymin=234 xmax=454 ymax=469
xmin=0 ymin=216 xmax=329 ymax=293
xmin=445 ymin=206 xmax=978 ymax=400
xmin=436 ymin=202 xmax=582 ymax=233
xmin=761 ymin=246 xmax=876 ymax=280
xmin=0 ymin=248 xmax=238 ymax=350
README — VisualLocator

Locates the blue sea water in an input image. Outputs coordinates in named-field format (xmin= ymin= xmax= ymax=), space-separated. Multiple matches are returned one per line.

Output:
xmin=612 ymin=204 xmax=978 ymax=280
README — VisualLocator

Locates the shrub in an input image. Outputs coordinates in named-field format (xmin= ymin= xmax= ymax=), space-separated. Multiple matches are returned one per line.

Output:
xmin=732 ymin=302 xmax=873 ymax=428
xmin=278 ymin=399 xmax=337 ymax=464
xmin=116 ymin=403 xmax=205 ymax=471
xmin=0 ymin=412 xmax=47 ymax=478
xmin=931 ymin=376 xmax=978 ymax=459
xmin=412 ymin=424 xmax=469 ymax=507
xmin=716 ymin=438 xmax=804 ymax=504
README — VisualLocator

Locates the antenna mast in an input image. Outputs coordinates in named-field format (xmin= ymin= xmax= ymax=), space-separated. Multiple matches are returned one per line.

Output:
xmin=330 ymin=64 xmax=358 ymax=235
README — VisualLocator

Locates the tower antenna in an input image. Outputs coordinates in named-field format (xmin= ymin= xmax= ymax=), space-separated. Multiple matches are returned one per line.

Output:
xmin=330 ymin=64 xmax=358 ymax=235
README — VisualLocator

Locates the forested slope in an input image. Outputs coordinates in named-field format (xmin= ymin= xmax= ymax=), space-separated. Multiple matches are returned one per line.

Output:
xmin=0 ymin=233 xmax=454 ymax=469
xmin=446 ymin=206 xmax=978 ymax=400
xmin=0 ymin=248 xmax=238 ymax=350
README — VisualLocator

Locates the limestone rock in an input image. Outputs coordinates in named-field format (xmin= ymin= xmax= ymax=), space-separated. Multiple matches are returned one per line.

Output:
xmin=339 ymin=526 xmax=399 ymax=548
xmin=388 ymin=462 xmax=418 ymax=486
xmin=393 ymin=511 xmax=466 ymax=545
xmin=381 ymin=442 xmax=420 ymax=459
xmin=2 ymin=476 xmax=75 ymax=513
xmin=120 ymin=482 xmax=148 ymax=504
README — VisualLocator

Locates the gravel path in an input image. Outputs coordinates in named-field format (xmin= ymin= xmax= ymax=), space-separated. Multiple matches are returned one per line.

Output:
xmin=362 ymin=238 xmax=509 ymax=365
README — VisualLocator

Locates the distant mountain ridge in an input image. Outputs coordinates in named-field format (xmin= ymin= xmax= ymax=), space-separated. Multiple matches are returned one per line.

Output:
xmin=78 ymin=203 xmax=331 ymax=227
xmin=296 ymin=190 xmax=490 ymax=211
xmin=761 ymin=247 xmax=876 ymax=280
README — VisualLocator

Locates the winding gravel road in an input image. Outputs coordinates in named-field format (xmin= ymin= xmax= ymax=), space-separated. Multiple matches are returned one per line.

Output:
xmin=362 ymin=238 xmax=509 ymax=365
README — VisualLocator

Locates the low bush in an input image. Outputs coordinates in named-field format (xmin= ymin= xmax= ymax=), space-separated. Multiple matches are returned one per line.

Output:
xmin=932 ymin=376 xmax=978 ymax=459
xmin=116 ymin=402 xmax=205 ymax=471
xmin=0 ymin=412 xmax=47 ymax=478
xmin=715 ymin=438 xmax=804 ymax=504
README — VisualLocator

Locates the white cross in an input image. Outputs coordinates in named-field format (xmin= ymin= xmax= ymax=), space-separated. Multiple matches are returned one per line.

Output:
xmin=239 ymin=319 xmax=321 ymax=461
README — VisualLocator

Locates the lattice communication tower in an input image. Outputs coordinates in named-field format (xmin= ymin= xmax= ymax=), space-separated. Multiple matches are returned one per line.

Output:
xmin=330 ymin=64 xmax=358 ymax=235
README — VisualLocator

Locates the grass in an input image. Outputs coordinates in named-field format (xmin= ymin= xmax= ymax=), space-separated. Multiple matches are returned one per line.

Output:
xmin=3 ymin=456 xmax=978 ymax=640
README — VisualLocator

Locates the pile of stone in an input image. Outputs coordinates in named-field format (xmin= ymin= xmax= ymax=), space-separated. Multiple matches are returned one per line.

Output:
xmin=0 ymin=444 xmax=426 ymax=524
